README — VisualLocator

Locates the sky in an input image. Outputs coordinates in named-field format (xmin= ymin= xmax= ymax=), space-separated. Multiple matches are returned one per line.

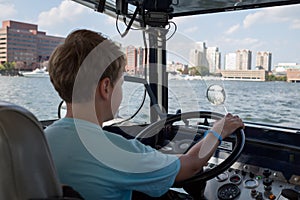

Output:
xmin=1 ymin=0 xmax=300 ymax=69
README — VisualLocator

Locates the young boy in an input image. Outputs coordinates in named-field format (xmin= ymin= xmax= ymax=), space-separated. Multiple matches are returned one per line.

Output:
xmin=45 ymin=29 xmax=244 ymax=200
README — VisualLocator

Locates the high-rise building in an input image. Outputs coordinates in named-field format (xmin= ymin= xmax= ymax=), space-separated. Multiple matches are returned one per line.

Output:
xmin=224 ymin=53 xmax=237 ymax=70
xmin=0 ymin=20 xmax=64 ymax=68
xmin=236 ymin=49 xmax=252 ymax=70
xmin=189 ymin=42 xmax=208 ymax=68
xmin=256 ymin=51 xmax=272 ymax=71
xmin=189 ymin=49 xmax=201 ymax=67
xmin=206 ymin=47 xmax=221 ymax=73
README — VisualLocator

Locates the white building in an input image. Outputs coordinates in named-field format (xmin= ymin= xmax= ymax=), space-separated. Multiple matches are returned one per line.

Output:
xmin=236 ymin=49 xmax=252 ymax=70
xmin=189 ymin=42 xmax=208 ymax=68
xmin=206 ymin=47 xmax=221 ymax=73
xmin=256 ymin=51 xmax=272 ymax=71
xmin=167 ymin=61 xmax=185 ymax=73
xmin=273 ymin=63 xmax=300 ymax=75
xmin=224 ymin=53 xmax=237 ymax=70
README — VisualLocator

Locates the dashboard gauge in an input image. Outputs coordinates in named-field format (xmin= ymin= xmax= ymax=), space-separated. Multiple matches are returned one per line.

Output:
xmin=244 ymin=179 xmax=259 ymax=189
xmin=216 ymin=172 xmax=229 ymax=182
xmin=217 ymin=183 xmax=241 ymax=200
xmin=229 ymin=174 xmax=242 ymax=185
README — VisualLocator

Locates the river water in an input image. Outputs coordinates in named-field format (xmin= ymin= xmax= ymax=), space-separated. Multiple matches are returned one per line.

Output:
xmin=0 ymin=76 xmax=299 ymax=129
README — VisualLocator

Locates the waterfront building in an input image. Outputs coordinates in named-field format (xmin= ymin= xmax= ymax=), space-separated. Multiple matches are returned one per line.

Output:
xmin=125 ymin=45 xmax=137 ymax=74
xmin=224 ymin=53 xmax=237 ymax=70
xmin=273 ymin=63 xmax=300 ymax=75
xmin=125 ymin=45 xmax=146 ymax=75
xmin=236 ymin=49 xmax=252 ymax=70
xmin=256 ymin=51 xmax=272 ymax=71
xmin=189 ymin=42 xmax=208 ymax=69
xmin=0 ymin=20 xmax=64 ymax=69
xmin=189 ymin=49 xmax=202 ymax=67
xmin=286 ymin=69 xmax=300 ymax=82
xmin=221 ymin=69 xmax=266 ymax=81
xmin=136 ymin=47 xmax=146 ymax=75
xmin=206 ymin=47 xmax=221 ymax=74
xmin=167 ymin=61 xmax=185 ymax=74
xmin=167 ymin=61 xmax=175 ymax=73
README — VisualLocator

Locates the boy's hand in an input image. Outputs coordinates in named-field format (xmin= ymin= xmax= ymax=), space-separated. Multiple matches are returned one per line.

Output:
xmin=211 ymin=113 xmax=244 ymax=139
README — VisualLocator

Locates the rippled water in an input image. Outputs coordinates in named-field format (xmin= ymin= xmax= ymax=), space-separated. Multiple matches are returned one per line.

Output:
xmin=0 ymin=76 xmax=299 ymax=129
xmin=0 ymin=76 xmax=61 ymax=120
xmin=120 ymin=78 xmax=300 ymax=129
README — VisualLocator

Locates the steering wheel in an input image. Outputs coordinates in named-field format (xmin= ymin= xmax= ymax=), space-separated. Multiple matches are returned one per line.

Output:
xmin=137 ymin=111 xmax=245 ymax=185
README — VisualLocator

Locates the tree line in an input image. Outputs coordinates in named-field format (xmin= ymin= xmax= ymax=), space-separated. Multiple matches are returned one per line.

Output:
xmin=0 ymin=62 xmax=20 ymax=76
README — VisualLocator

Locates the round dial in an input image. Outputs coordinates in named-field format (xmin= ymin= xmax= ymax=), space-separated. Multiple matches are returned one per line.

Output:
xmin=217 ymin=183 xmax=241 ymax=200
xmin=229 ymin=174 xmax=242 ymax=185
xmin=244 ymin=179 xmax=259 ymax=189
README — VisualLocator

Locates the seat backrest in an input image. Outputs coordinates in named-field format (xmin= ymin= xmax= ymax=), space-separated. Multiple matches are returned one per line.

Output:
xmin=0 ymin=101 xmax=62 ymax=200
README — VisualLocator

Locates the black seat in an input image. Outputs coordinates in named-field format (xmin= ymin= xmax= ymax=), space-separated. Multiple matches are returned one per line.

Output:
xmin=0 ymin=101 xmax=76 ymax=199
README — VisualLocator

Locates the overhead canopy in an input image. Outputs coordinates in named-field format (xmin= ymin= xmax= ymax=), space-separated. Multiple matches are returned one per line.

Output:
xmin=72 ymin=0 xmax=300 ymax=18
xmin=170 ymin=0 xmax=300 ymax=16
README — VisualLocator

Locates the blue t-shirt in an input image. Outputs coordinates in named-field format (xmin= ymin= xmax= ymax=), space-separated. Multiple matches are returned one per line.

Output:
xmin=45 ymin=118 xmax=180 ymax=200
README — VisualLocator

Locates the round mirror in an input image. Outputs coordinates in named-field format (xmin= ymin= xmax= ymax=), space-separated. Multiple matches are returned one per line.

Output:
xmin=206 ymin=84 xmax=226 ymax=106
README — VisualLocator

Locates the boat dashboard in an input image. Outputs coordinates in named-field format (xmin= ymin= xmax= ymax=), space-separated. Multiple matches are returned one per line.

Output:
xmin=102 ymin=118 xmax=300 ymax=200
xmin=203 ymin=122 xmax=300 ymax=200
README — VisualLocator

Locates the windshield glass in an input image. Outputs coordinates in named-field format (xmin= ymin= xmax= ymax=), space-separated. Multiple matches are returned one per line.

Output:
xmin=0 ymin=1 xmax=299 ymax=129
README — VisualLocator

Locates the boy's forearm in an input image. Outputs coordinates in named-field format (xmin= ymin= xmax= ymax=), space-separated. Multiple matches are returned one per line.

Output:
xmin=176 ymin=132 xmax=220 ymax=182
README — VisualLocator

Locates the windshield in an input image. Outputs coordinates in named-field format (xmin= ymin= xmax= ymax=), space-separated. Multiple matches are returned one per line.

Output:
xmin=0 ymin=1 xmax=299 ymax=129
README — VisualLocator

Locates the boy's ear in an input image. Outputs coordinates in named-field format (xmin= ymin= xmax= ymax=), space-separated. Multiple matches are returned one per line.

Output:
xmin=98 ymin=77 xmax=111 ymax=100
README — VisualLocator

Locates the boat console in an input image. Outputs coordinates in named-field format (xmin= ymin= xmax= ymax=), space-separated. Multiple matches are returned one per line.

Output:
xmin=204 ymin=123 xmax=300 ymax=200
xmin=204 ymin=161 xmax=300 ymax=200
xmin=177 ymin=122 xmax=300 ymax=200
xmin=104 ymin=119 xmax=300 ymax=200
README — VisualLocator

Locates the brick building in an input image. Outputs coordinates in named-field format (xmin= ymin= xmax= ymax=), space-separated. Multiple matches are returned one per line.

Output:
xmin=286 ymin=69 xmax=300 ymax=82
xmin=0 ymin=20 xmax=64 ymax=69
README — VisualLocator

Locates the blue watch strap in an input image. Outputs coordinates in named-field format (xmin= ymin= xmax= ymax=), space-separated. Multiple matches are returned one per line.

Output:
xmin=204 ymin=130 xmax=223 ymax=143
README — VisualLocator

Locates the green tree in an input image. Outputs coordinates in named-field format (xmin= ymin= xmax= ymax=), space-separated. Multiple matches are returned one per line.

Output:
xmin=197 ymin=65 xmax=209 ymax=76
xmin=0 ymin=62 xmax=17 ymax=76
xmin=189 ymin=66 xmax=210 ymax=76
xmin=278 ymin=76 xmax=287 ymax=81
xmin=0 ymin=64 xmax=5 ymax=71
xmin=266 ymin=74 xmax=287 ymax=81
xmin=177 ymin=68 xmax=183 ymax=74
xmin=1 ymin=62 xmax=15 ymax=70
xmin=266 ymin=74 xmax=274 ymax=81
xmin=189 ymin=66 xmax=200 ymax=76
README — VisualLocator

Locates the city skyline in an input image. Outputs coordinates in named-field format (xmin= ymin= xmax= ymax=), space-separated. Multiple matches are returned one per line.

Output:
xmin=188 ymin=42 xmax=273 ymax=71
xmin=0 ymin=19 xmax=298 ymax=80
xmin=0 ymin=19 xmax=282 ymax=73
xmin=125 ymin=44 xmax=275 ymax=75
xmin=1 ymin=0 xmax=300 ymax=68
